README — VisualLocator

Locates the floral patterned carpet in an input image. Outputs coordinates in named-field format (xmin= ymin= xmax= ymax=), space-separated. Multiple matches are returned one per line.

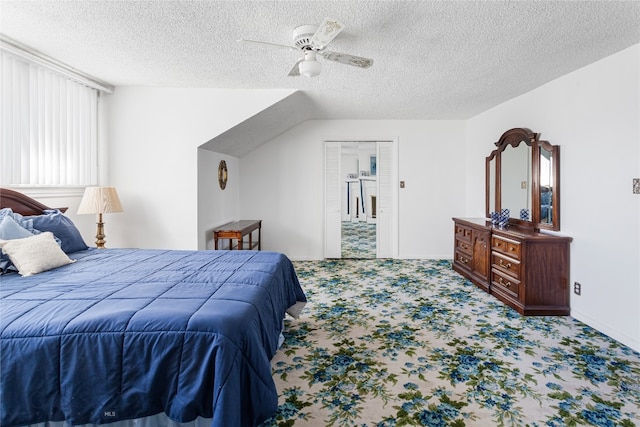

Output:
xmin=341 ymin=222 xmax=376 ymax=259
xmin=260 ymin=259 xmax=640 ymax=427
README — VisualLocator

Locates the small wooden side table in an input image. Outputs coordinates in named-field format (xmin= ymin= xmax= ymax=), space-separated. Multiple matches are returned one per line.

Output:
xmin=213 ymin=220 xmax=262 ymax=250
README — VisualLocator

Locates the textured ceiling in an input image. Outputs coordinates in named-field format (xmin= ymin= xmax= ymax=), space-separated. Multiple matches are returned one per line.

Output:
xmin=1 ymin=1 xmax=639 ymax=120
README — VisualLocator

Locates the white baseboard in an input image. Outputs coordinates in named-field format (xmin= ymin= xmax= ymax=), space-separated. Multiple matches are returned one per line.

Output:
xmin=398 ymin=254 xmax=452 ymax=260
xmin=571 ymin=309 xmax=640 ymax=353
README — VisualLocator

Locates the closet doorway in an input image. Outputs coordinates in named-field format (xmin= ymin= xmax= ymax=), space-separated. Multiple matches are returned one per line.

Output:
xmin=341 ymin=142 xmax=377 ymax=258
xmin=324 ymin=139 xmax=398 ymax=259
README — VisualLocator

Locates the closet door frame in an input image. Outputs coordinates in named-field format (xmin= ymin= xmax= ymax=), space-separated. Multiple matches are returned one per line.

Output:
xmin=324 ymin=138 xmax=398 ymax=259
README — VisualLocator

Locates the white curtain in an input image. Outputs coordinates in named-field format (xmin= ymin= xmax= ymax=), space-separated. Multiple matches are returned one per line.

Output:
xmin=1 ymin=51 xmax=98 ymax=186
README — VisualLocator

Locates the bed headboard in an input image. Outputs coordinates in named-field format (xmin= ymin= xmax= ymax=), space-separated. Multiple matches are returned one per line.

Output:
xmin=0 ymin=188 xmax=68 ymax=215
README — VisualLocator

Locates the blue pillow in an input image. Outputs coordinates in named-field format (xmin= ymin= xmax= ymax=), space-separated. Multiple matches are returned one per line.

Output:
xmin=0 ymin=208 xmax=32 ymax=230
xmin=0 ymin=214 xmax=35 ymax=273
xmin=0 ymin=215 xmax=34 ymax=240
xmin=27 ymin=209 xmax=88 ymax=253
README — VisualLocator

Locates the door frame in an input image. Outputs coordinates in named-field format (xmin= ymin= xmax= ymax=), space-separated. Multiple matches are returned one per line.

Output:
xmin=324 ymin=137 xmax=399 ymax=258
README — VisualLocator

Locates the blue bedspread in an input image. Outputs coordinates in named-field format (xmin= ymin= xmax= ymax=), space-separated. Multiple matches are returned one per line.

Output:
xmin=0 ymin=249 xmax=306 ymax=427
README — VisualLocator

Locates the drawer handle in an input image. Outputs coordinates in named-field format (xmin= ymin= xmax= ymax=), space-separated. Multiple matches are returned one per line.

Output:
xmin=497 ymin=276 xmax=512 ymax=288
xmin=498 ymin=259 xmax=512 ymax=269
xmin=460 ymin=256 xmax=469 ymax=264
xmin=461 ymin=244 xmax=468 ymax=250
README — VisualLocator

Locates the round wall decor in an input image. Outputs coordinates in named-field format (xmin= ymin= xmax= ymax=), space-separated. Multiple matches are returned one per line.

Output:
xmin=218 ymin=160 xmax=228 ymax=190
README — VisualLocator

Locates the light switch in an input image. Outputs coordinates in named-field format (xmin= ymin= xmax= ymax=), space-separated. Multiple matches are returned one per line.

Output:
xmin=400 ymin=181 xmax=405 ymax=188
xmin=634 ymin=178 xmax=640 ymax=194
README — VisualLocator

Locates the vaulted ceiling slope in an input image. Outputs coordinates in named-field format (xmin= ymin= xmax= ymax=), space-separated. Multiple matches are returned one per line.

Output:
xmin=1 ymin=1 xmax=639 ymax=122
xmin=200 ymin=91 xmax=318 ymax=157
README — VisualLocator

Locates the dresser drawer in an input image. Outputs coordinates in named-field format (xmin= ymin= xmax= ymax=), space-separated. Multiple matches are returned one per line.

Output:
xmin=491 ymin=252 xmax=521 ymax=280
xmin=455 ymin=224 xmax=472 ymax=242
xmin=492 ymin=269 xmax=520 ymax=300
xmin=455 ymin=238 xmax=472 ymax=255
xmin=492 ymin=235 xmax=521 ymax=260
xmin=454 ymin=251 xmax=472 ymax=269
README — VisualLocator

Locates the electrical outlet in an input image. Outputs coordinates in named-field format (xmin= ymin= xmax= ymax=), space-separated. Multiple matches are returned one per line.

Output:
xmin=573 ymin=282 xmax=582 ymax=295
xmin=400 ymin=181 xmax=405 ymax=188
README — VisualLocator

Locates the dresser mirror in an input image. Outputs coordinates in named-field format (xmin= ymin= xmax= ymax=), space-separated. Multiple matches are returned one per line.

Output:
xmin=486 ymin=128 xmax=560 ymax=231
xmin=485 ymin=151 xmax=497 ymax=219
xmin=538 ymin=144 xmax=556 ymax=225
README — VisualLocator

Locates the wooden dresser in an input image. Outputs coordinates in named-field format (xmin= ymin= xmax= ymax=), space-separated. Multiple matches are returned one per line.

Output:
xmin=453 ymin=218 xmax=572 ymax=316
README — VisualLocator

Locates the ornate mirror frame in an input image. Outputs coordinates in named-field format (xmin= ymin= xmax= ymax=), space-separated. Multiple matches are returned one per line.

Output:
xmin=486 ymin=128 xmax=560 ymax=231
xmin=218 ymin=160 xmax=228 ymax=190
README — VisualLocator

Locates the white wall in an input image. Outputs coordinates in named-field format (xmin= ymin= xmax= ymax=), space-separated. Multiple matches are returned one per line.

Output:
xmin=465 ymin=44 xmax=640 ymax=351
xmin=197 ymin=149 xmax=240 ymax=249
xmin=239 ymin=120 xmax=466 ymax=259
xmin=101 ymin=87 xmax=294 ymax=250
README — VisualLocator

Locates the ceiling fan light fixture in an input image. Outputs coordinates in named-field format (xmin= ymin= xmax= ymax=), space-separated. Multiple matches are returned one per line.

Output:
xmin=239 ymin=18 xmax=373 ymax=78
xmin=299 ymin=59 xmax=322 ymax=77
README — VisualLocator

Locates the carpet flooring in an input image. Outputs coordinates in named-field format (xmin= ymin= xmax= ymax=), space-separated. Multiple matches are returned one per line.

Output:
xmin=260 ymin=259 xmax=640 ymax=427
xmin=341 ymin=222 xmax=376 ymax=259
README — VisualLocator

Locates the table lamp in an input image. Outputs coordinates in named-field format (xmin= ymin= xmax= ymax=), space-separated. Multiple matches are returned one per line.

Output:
xmin=77 ymin=187 xmax=123 ymax=248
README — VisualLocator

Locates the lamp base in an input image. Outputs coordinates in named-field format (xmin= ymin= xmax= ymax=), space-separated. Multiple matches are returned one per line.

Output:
xmin=95 ymin=213 xmax=106 ymax=249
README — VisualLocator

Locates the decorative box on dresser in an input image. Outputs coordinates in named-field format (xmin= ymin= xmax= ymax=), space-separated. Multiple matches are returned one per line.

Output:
xmin=453 ymin=218 xmax=573 ymax=316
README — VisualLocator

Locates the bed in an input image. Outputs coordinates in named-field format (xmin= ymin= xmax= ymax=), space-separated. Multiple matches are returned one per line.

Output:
xmin=0 ymin=188 xmax=307 ymax=427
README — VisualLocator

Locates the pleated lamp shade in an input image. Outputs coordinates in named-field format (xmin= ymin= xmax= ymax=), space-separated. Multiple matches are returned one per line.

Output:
xmin=77 ymin=187 xmax=123 ymax=215
xmin=77 ymin=187 xmax=123 ymax=249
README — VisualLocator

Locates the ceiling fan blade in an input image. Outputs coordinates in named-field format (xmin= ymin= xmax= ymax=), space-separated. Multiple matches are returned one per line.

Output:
xmin=318 ymin=50 xmax=374 ymax=69
xmin=310 ymin=18 xmax=344 ymax=48
xmin=288 ymin=59 xmax=302 ymax=77
xmin=237 ymin=38 xmax=296 ymax=51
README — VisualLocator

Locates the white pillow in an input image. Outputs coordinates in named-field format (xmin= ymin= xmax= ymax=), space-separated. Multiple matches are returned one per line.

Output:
xmin=0 ymin=232 xmax=74 ymax=276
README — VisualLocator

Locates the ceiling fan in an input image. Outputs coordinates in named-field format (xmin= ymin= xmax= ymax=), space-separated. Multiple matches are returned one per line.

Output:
xmin=238 ymin=18 xmax=374 ymax=77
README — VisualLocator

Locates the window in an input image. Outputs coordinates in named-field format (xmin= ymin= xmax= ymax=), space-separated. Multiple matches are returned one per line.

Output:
xmin=1 ymin=51 xmax=98 ymax=186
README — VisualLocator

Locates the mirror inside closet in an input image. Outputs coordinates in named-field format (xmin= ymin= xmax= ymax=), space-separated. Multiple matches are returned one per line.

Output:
xmin=341 ymin=142 xmax=377 ymax=258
